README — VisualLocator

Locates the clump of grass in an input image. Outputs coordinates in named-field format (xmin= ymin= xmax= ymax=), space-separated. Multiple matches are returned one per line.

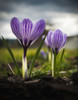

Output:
xmin=0 ymin=47 xmax=78 ymax=78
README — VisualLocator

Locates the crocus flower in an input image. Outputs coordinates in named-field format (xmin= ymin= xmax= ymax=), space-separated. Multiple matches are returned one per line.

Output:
xmin=40 ymin=50 xmax=47 ymax=59
xmin=10 ymin=17 xmax=45 ymax=78
xmin=47 ymin=29 xmax=67 ymax=54
xmin=47 ymin=29 xmax=67 ymax=77
xmin=42 ymin=35 xmax=51 ymax=62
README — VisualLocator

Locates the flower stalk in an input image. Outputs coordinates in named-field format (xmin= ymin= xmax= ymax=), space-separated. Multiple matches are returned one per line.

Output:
xmin=52 ymin=52 xmax=54 ymax=77
xmin=52 ymin=50 xmax=57 ymax=77
xmin=22 ymin=48 xmax=28 ymax=78
xmin=48 ymin=47 xmax=51 ymax=63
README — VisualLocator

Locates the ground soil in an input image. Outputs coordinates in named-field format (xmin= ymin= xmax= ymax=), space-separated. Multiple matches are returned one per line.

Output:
xmin=0 ymin=56 xmax=78 ymax=100
xmin=0 ymin=72 xmax=78 ymax=100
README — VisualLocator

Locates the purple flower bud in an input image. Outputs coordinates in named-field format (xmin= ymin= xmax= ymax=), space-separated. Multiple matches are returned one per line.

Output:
xmin=10 ymin=17 xmax=45 ymax=49
xmin=47 ymin=29 xmax=67 ymax=54
xmin=40 ymin=50 xmax=47 ymax=59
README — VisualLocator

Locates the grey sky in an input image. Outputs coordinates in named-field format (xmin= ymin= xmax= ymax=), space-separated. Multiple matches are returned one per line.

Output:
xmin=0 ymin=0 xmax=78 ymax=39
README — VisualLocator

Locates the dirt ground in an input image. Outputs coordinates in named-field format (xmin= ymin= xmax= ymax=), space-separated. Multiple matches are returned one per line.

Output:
xmin=0 ymin=56 xmax=78 ymax=100
xmin=0 ymin=72 xmax=78 ymax=100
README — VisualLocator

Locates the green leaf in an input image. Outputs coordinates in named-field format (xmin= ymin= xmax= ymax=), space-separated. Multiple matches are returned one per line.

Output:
xmin=1 ymin=36 xmax=21 ymax=76
xmin=60 ymin=48 xmax=65 ymax=63
xmin=29 ymin=36 xmax=46 ymax=76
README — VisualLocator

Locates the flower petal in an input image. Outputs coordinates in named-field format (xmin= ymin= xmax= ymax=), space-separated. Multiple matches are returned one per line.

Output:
xmin=30 ymin=19 xmax=45 ymax=41
xmin=10 ymin=17 xmax=21 ymax=40
xmin=42 ymin=35 xmax=49 ymax=46
xmin=52 ymin=29 xmax=63 ymax=51
xmin=20 ymin=18 xmax=33 ymax=46
xmin=58 ymin=33 xmax=67 ymax=51
xmin=62 ymin=33 xmax=67 ymax=47
xmin=47 ymin=30 xmax=53 ymax=47
xmin=20 ymin=18 xmax=33 ymax=40
xmin=44 ymin=37 xmax=49 ymax=46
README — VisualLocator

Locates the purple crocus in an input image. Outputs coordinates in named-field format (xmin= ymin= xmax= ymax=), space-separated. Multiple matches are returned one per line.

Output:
xmin=47 ymin=29 xmax=67 ymax=77
xmin=47 ymin=29 xmax=67 ymax=54
xmin=11 ymin=17 xmax=45 ymax=50
xmin=40 ymin=50 xmax=47 ymax=59
xmin=42 ymin=35 xmax=51 ymax=63
xmin=10 ymin=17 xmax=45 ymax=78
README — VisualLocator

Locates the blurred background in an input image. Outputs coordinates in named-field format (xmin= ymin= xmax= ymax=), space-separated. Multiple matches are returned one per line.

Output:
xmin=0 ymin=0 xmax=78 ymax=48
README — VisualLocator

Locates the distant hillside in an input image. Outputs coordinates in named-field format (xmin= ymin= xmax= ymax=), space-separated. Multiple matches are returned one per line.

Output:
xmin=0 ymin=30 xmax=48 ymax=48
xmin=0 ymin=32 xmax=78 ymax=49
xmin=64 ymin=35 xmax=78 ymax=49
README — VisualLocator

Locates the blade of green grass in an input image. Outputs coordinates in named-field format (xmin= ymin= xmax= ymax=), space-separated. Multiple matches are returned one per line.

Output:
xmin=8 ymin=64 xmax=15 ymax=75
xmin=56 ymin=48 xmax=65 ymax=77
xmin=1 ymin=36 xmax=21 ymax=76
xmin=60 ymin=48 xmax=65 ymax=63
xmin=29 ymin=36 xmax=46 ymax=76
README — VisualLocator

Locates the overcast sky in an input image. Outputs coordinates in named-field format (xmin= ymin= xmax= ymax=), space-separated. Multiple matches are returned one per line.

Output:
xmin=0 ymin=0 xmax=78 ymax=39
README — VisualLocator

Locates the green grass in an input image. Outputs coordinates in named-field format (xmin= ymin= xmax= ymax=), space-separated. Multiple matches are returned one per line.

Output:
xmin=0 ymin=47 xmax=78 ymax=78
xmin=0 ymin=47 xmax=37 ymax=63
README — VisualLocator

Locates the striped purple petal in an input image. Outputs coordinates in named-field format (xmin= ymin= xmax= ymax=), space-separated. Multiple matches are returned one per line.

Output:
xmin=20 ymin=19 xmax=33 ymax=46
xmin=58 ymin=33 xmax=67 ymax=51
xmin=52 ymin=29 xmax=63 ymax=52
xmin=30 ymin=19 xmax=45 ymax=41
xmin=47 ymin=30 xmax=53 ymax=48
xmin=10 ymin=17 xmax=21 ymax=40
xmin=44 ymin=37 xmax=49 ymax=46
xmin=62 ymin=33 xmax=67 ymax=47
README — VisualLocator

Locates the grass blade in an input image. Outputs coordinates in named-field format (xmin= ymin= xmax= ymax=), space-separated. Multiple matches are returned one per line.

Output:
xmin=1 ymin=36 xmax=21 ymax=76
xmin=60 ymin=48 xmax=65 ymax=63
xmin=8 ymin=64 xmax=15 ymax=75
xmin=29 ymin=36 xmax=46 ymax=76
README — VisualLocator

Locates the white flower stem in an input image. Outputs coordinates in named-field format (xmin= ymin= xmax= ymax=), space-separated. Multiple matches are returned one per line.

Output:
xmin=48 ymin=47 xmax=51 ymax=63
xmin=52 ymin=51 xmax=57 ymax=77
xmin=22 ymin=48 xmax=28 ymax=78
xmin=52 ymin=52 xmax=54 ymax=77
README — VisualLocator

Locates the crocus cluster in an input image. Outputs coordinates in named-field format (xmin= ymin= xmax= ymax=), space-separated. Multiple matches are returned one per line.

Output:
xmin=11 ymin=17 xmax=45 ymax=78
xmin=10 ymin=17 xmax=67 ymax=78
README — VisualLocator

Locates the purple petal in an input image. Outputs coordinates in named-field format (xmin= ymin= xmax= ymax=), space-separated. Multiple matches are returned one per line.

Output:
xmin=42 ymin=35 xmax=48 ymax=46
xmin=42 ymin=35 xmax=49 ymax=46
xmin=42 ymin=35 xmax=45 ymax=39
xmin=40 ymin=50 xmax=46 ymax=59
xmin=10 ymin=17 xmax=21 ymax=40
xmin=30 ymin=19 xmax=45 ymax=41
xmin=20 ymin=18 xmax=33 ymax=40
xmin=20 ymin=18 xmax=33 ymax=46
xmin=58 ymin=33 xmax=67 ymax=51
xmin=62 ymin=33 xmax=67 ymax=47
xmin=47 ymin=30 xmax=53 ymax=48
xmin=52 ymin=29 xmax=63 ymax=51
xmin=44 ymin=37 xmax=49 ymax=46
xmin=41 ymin=50 xmax=45 ymax=56
xmin=22 ymin=38 xmax=28 ymax=47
